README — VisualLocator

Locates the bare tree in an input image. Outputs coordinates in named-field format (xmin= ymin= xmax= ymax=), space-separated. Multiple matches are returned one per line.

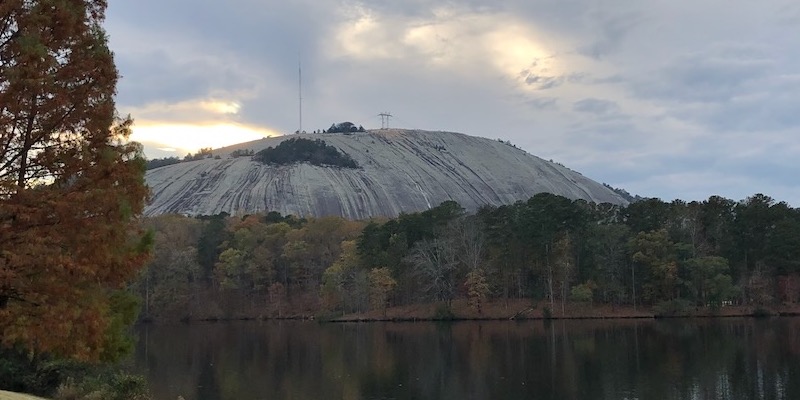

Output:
xmin=448 ymin=215 xmax=486 ymax=272
xmin=406 ymin=238 xmax=459 ymax=305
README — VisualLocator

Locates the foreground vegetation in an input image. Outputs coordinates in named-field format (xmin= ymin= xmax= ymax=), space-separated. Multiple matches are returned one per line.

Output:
xmin=135 ymin=192 xmax=800 ymax=321
xmin=1 ymin=1 xmax=153 ymax=398
xmin=0 ymin=352 xmax=149 ymax=400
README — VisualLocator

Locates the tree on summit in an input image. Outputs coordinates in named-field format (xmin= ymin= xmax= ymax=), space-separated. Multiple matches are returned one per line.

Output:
xmin=0 ymin=0 xmax=150 ymax=361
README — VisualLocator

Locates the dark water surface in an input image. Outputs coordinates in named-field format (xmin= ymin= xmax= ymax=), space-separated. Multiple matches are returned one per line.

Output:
xmin=133 ymin=318 xmax=800 ymax=400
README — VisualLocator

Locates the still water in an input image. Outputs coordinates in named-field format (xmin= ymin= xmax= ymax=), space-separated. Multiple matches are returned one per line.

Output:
xmin=133 ymin=318 xmax=800 ymax=400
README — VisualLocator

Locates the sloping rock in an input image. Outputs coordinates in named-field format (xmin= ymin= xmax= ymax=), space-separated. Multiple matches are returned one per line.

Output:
xmin=144 ymin=129 xmax=626 ymax=218
xmin=0 ymin=390 xmax=49 ymax=400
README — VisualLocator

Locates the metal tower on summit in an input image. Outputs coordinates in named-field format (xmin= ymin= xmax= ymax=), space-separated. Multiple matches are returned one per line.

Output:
xmin=298 ymin=60 xmax=303 ymax=133
xmin=379 ymin=112 xmax=392 ymax=129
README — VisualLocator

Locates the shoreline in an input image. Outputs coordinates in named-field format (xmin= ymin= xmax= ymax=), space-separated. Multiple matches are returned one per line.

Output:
xmin=137 ymin=299 xmax=800 ymax=324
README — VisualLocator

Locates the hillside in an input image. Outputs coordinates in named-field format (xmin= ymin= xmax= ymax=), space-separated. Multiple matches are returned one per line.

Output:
xmin=144 ymin=129 xmax=626 ymax=218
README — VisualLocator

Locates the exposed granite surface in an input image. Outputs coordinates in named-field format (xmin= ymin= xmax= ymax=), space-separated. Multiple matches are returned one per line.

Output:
xmin=144 ymin=129 xmax=627 ymax=218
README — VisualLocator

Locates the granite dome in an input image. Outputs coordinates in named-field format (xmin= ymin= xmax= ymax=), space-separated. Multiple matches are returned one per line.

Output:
xmin=144 ymin=129 xmax=627 ymax=218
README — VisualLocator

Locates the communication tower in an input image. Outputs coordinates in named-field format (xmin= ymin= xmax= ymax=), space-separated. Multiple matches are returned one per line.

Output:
xmin=298 ymin=61 xmax=303 ymax=133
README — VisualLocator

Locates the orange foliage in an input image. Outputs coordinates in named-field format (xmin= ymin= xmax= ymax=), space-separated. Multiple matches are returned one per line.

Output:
xmin=0 ymin=1 xmax=150 ymax=360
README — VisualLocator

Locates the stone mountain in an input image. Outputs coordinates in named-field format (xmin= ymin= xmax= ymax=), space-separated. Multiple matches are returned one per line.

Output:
xmin=144 ymin=129 xmax=627 ymax=218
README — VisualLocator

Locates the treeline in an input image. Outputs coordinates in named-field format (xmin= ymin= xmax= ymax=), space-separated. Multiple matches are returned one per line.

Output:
xmin=134 ymin=193 xmax=800 ymax=320
xmin=325 ymin=122 xmax=365 ymax=133
xmin=146 ymin=148 xmax=216 ymax=170
xmin=146 ymin=156 xmax=181 ymax=170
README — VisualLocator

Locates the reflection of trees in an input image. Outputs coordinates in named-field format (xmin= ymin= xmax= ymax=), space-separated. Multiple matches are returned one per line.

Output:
xmin=134 ymin=319 xmax=800 ymax=400
xmin=196 ymin=349 xmax=220 ymax=400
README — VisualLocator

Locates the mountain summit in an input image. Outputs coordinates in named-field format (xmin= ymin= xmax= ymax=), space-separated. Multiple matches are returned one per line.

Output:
xmin=144 ymin=129 xmax=627 ymax=218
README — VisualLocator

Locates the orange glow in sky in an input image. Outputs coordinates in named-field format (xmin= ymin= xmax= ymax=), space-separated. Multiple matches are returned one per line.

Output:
xmin=131 ymin=122 xmax=279 ymax=156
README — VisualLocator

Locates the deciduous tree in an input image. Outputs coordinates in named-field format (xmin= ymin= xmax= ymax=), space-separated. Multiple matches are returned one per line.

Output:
xmin=368 ymin=267 xmax=396 ymax=316
xmin=685 ymin=256 xmax=737 ymax=308
xmin=321 ymin=240 xmax=367 ymax=312
xmin=464 ymin=268 xmax=490 ymax=314
xmin=406 ymin=238 xmax=459 ymax=305
xmin=0 ymin=0 xmax=149 ymax=361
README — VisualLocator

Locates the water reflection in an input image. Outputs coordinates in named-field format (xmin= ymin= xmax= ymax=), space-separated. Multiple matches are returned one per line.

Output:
xmin=133 ymin=318 xmax=800 ymax=400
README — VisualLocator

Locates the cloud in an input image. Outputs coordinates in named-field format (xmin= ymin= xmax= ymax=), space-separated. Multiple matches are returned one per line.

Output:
xmin=572 ymin=98 xmax=621 ymax=115
xmin=683 ymin=74 xmax=800 ymax=132
xmin=128 ymin=99 xmax=243 ymax=123
xmin=104 ymin=0 xmax=800 ymax=205
xmin=519 ymin=64 xmax=586 ymax=91
xmin=777 ymin=2 xmax=800 ymax=25
xmin=523 ymin=75 xmax=565 ymax=90
xmin=326 ymin=5 xmax=562 ymax=85
xmin=131 ymin=122 xmax=277 ymax=158
xmin=526 ymin=97 xmax=558 ymax=110
xmin=633 ymin=46 xmax=775 ymax=103
xmin=124 ymin=97 xmax=278 ymax=158
xmin=577 ymin=9 xmax=645 ymax=59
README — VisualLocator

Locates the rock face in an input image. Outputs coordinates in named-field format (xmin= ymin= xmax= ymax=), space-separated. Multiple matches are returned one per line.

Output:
xmin=145 ymin=129 xmax=627 ymax=218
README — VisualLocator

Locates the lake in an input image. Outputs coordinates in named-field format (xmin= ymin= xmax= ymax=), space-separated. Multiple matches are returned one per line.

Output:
xmin=133 ymin=318 xmax=800 ymax=400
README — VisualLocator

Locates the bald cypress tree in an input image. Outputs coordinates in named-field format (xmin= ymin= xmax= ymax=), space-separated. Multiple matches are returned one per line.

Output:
xmin=0 ymin=0 xmax=150 ymax=361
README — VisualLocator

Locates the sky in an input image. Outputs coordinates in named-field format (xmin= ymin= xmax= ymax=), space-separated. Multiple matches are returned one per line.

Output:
xmin=105 ymin=0 xmax=800 ymax=204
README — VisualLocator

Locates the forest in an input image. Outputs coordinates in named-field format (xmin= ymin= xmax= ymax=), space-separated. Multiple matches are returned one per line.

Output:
xmin=134 ymin=192 xmax=800 ymax=320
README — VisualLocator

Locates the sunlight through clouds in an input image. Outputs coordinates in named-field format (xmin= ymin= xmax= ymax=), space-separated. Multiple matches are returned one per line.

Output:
xmin=126 ymin=98 xmax=277 ymax=157
xmin=131 ymin=122 xmax=278 ymax=156
xmin=330 ymin=5 xmax=561 ymax=84
xmin=127 ymin=98 xmax=245 ymax=122
xmin=201 ymin=100 xmax=241 ymax=115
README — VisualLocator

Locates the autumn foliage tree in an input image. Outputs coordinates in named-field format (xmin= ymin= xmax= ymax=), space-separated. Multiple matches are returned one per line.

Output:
xmin=464 ymin=268 xmax=489 ymax=314
xmin=0 ymin=0 xmax=150 ymax=361
xmin=368 ymin=267 xmax=396 ymax=316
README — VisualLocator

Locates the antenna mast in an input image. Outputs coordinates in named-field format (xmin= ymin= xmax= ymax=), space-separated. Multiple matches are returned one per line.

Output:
xmin=379 ymin=112 xmax=392 ymax=129
xmin=298 ymin=60 xmax=303 ymax=133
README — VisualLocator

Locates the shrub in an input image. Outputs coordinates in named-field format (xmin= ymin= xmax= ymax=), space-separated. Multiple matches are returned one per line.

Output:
xmin=653 ymin=299 xmax=694 ymax=317
xmin=230 ymin=148 xmax=255 ymax=157
xmin=0 ymin=350 xmax=85 ymax=396
xmin=145 ymin=157 xmax=181 ymax=170
xmin=0 ymin=348 xmax=152 ymax=400
xmin=434 ymin=303 xmax=455 ymax=320
xmin=752 ymin=307 xmax=772 ymax=318
xmin=54 ymin=372 xmax=151 ymax=400
xmin=570 ymin=283 xmax=594 ymax=304
xmin=314 ymin=310 xmax=344 ymax=322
